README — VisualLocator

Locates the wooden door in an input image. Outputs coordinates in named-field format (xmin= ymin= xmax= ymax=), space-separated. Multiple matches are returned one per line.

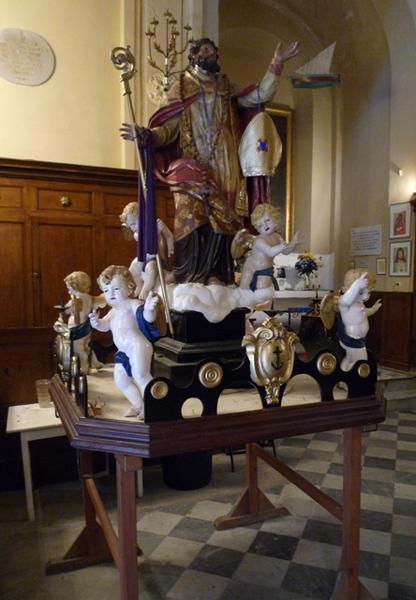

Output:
xmin=31 ymin=216 xmax=97 ymax=326
xmin=0 ymin=217 xmax=27 ymax=327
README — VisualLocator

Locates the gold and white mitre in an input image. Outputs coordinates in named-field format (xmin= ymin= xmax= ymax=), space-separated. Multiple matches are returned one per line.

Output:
xmin=238 ymin=111 xmax=282 ymax=177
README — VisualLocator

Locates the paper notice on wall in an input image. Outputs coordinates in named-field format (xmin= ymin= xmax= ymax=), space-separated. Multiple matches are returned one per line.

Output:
xmin=356 ymin=258 xmax=370 ymax=269
xmin=350 ymin=225 xmax=382 ymax=256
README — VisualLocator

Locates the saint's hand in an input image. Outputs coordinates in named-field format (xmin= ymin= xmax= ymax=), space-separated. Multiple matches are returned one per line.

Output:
xmin=276 ymin=41 xmax=300 ymax=63
xmin=271 ymin=41 xmax=300 ymax=71
xmin=119 ymin=123 xmax=152 ymax=144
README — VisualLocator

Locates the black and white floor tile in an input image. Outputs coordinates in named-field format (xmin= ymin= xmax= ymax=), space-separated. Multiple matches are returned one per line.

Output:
xmin=2 ymin=410 xmax=416 ymax=599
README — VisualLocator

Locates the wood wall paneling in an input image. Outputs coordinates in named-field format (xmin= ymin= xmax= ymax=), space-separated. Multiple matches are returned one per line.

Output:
xmin=0 ymin=159 xmax=177 ymax=490
xmin=37 ymin=189 xmax=92 ymax=213
xmin=367 ymin=292 xmax=413 ymax=370
xmin=31 ymin=218 xmax=96 ymax=326
xmin=103 ymin=192 xmax=137 ymax=216
xmin=0 ymin=185 xmax=23 ymax=209
xmin=382 ymin=293 xmax=412 ymax=369
xmin=411 ymin=289 xmax=416 ymax=369
xmin=0 ymin=220 xmax=26 ymax=327
xmin=0 ymin=327 xmax=55 ymax=406
xmin=104 ymin=226 xmax=135 ymax=271
xmin=0 ymin=158 xmax=176 ymax=381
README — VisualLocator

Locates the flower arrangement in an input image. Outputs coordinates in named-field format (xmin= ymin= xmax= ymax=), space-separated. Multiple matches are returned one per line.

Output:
xmin=295 ymin=252 xmax=322 ymax=275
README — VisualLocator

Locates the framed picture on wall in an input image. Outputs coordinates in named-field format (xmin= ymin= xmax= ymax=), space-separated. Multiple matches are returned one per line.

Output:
xmin=376 ymin=257 xmax=386 ymax=275
xmin=389 ymin=202 xmax=412 ymax=238
xmin=265 ymin=104 xmax=294 ymax=240
xmin=389 ymin=240 xmax=411 ymax=276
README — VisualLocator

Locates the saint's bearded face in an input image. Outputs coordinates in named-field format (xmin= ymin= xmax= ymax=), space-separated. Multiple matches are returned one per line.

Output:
xmin=191 ymin=42 xmax=220 ymax=73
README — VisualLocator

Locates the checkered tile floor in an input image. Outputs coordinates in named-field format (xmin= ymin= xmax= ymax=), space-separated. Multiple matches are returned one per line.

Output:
xmin=135 ymin=411 xmax=416 ymax=600
xmin=2 ymin=410 xmax=416 ymax=600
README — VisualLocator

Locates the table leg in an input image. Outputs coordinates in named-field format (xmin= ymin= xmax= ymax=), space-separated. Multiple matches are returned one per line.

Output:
xmin=342 ymin=427 xmax=361 ymax=596
xmin=137 ymin=468 xmax=143 ymax=498
xmin=215 ymin=443 xmax=289 ymax=530
xmin=116 ymin=454 xmax=142 ymax=600
xmin=332 ymin=427 xmax=374 ymax=599
xmin=20 ymin=433 xmax=35 ymax=521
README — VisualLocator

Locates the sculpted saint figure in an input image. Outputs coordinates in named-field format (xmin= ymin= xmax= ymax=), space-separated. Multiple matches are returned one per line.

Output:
xmin=121 ymin=37 xmax=299 ymax=285
xmin=338 ymin=270 xmax=381 ymax=372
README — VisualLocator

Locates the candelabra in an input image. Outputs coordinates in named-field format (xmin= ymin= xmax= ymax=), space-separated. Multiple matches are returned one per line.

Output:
xmin=145 ymin=10 xmax=192 ymax=91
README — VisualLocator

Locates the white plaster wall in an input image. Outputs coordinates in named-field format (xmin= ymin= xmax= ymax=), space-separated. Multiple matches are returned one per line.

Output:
xmin=310 ymin=88 xmax=333 ymax=255
xmin=374 ymin=0 xmax=416 ymax=204
xmin=0 ymin=0 xmax=123 ymax=167
xmin=336 ymin=29 xmax=390 ymax=289
xmin=0 ymin=0 xmax=207 ymax=168
xmin=136 ymin=0 xmax=207 ymax=126
xmin=355 ymin=0 xmax=416 ymax=292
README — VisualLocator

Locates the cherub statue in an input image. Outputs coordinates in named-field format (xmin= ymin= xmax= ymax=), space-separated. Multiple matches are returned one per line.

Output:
xmin=337 ymin=270 xmax=381 ymax=372
xmin=62 ymin=271 xmax=106 ymax=373
xmin=120 ymin=201 xmax=174 ymax=300
xmin=89 ymin=265 xmax=161 ymax=418
xmin=233 ymin=204 xmax=301 ymax=290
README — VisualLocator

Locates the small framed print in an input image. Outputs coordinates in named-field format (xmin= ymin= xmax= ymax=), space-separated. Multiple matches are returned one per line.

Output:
xmin=376 ymin=257 xmax=386 ymax=275
xmin=389 ymin=241 xmax=411 ymax=276
xmin=389 ymin=202 xmax=412 ymax=238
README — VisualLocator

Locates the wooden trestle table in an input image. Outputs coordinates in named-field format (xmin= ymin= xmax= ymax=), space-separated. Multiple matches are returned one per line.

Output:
xmin=48 ymin=374 xmax=385 ymax=600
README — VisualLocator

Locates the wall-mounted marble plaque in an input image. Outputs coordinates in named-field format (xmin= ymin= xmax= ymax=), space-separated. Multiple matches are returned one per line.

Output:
xmin=0 ymin=28 xmax=55 ymax=86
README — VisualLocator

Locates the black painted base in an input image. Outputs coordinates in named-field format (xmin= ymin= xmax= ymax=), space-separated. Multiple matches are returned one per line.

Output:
xmin=145 ymin=310 xmax=378 ymax=424
xmin=152 ymin=308 xmax=250 ymax=388
xmin=170 ymin=308 xmax=248 ymax=343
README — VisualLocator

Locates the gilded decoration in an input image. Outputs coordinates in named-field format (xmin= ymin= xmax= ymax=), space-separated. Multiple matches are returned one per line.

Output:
xmin=242 ymin=317 xmax=298 ymax=405
xmin=316 ymin=352 xmax=337 ymax=375
xmin=150 ymin=380 xmax=169 ymax=399
xmin=198 ymin=362 xmax=224 ymax=388
xmin=358 ymin=363 xmax=371 ymax=378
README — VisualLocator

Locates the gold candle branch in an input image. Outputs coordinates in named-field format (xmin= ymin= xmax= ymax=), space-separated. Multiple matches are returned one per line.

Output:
xmin=145 ymin=10 xmax=192 ymax=90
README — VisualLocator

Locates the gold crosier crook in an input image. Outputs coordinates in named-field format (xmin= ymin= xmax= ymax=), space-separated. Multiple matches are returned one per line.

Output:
xmin=111 ymin=45 xmax=174 ymax=336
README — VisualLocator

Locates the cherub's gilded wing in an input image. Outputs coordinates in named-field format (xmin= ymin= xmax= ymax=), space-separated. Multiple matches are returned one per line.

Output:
xmin=319 ymin=291 xmax=339 ymax=330
xmin=92 ymin=294 xmax=107 ymax=309
xmin=231 ymin=228 xmax=254 ymax=259
xmin=121 ymin=223 xmax=134 ymax=241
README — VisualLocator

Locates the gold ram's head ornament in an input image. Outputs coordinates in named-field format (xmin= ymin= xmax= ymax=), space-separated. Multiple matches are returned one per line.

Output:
xmin=242 ymin=317 xmax=299 ymax=405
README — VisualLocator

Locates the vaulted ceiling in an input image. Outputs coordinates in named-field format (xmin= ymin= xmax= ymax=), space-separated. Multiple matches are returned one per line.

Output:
xmin=219 ymin=0 xmax=388 ymax=74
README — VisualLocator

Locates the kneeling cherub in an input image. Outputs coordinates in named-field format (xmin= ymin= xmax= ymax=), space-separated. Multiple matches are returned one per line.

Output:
xmin=89 ymin=266 xmax=160 ymax=418
xmin=237 ymin=204 xmax=300 ymax=291
xmin=120 ymin=201 xmax=174 ymax=299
